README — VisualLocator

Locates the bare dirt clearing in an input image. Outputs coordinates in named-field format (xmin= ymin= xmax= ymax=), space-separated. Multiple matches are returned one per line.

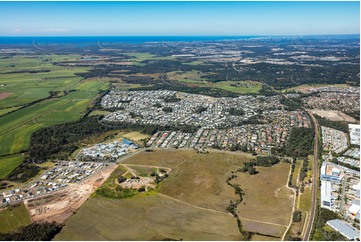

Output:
xmin=310 ymin=109 xmax=357 ymax=122
xmin=24 ymin=164 xmax=116 ymax=224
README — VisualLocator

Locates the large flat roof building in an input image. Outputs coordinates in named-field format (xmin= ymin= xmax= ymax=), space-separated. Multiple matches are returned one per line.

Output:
xmin=349 ymin=124 xmax=360 ymax=146
xmin=327 ymin=219 xmax=360 ymax=240
xmin=321 ymin=180 xmax=332 ymax=209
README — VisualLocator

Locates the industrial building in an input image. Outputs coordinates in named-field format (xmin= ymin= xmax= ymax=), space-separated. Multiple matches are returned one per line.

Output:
xmin=326 ymin=219 xmax=360 ymax=240
xmin=321 ymin=180 xmax=333 ymax=209
xmin=349 ymin=124 xmax=360 ymax=146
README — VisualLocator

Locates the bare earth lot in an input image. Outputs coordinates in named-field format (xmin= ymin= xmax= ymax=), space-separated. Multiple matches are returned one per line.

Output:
xmin=310 ymin=109 xmax=357 ymax=122
xmin=24 ymin=164 xmax=117 ymax=224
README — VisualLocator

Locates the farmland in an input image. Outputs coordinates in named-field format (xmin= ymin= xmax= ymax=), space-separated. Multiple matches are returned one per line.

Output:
xmin=0 ymin=203 xmax=32 ymax=234
xmin=168 ymin=71 xmax=262 ymax=94
xmin=0 ymin=154 xmax=24 ymax=179
xmin=57 ymin=149 xmax=295 ymax=240
xmin=0 ymin=54 xmax=109 ymax=177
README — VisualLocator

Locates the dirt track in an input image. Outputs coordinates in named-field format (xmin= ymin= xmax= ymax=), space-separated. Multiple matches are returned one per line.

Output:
xmin=24 ymin=164 xmax=117 ymax=224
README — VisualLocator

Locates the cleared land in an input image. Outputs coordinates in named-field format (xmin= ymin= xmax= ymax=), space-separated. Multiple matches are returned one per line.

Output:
xmin=234 ymin=162 xmax=294 ymax=238
xmin=57 ymin=149 xmax=295 ymax=240
xmin=123 ymin=149 xmax=252 ymax=211
xmin=310 ymin=109 xmax=357 ymax=123
xmin=0 ymin=203 xmax=32 ymax=233
xmin=282 ymin=84 xmax=351 ymax=93
xmin=24 ymin=164 xmax=117 ymax=224
xmin=55 ymin=195 xmax=242 ymax=241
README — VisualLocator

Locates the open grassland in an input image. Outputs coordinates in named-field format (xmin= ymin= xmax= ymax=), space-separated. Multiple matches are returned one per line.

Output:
xmin=0 ymin=106 xmax=22 ymax=116
xmin=211 ymin=81 xmax=262 ymax=94
xmin=89 ymin=110 xmax=111 ymax=116
xmin=0 ymin=203 xmax=32 ymax=233
xmin=234 ymin=162 xmax=293 ymax=237
xmin=55 ymin=195 xmax=243 ymax=241
xmin=122 ymin=131 xmax=149 ymax=142
xmin=251 ymin=234 xmax=280 ymax=241
xmin=0 ymin=154 xmax=24 ymax=179
xmin=125 ymin=52 xmax=176 ymax=65
xmin=168 ymin=71 xmax=262 ymax=94
xmin=58 ymin=150 xmax=296 ymax=240
xmin=123 ymin=149 xmax=253 ymax=211
xmin=306 ymin=155 xmax=313 ymax=181
xmin=299 ymin=186 xmax=312 ymax=213
xmin=292 ymin=160 xmax=302 ymax=186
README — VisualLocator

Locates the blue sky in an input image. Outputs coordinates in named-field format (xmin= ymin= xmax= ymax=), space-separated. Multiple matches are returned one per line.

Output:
xmin=0 ymin=1 xmax=359 ymax=36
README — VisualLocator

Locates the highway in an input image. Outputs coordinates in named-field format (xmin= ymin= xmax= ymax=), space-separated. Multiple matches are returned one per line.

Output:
xmin=302 ymin=110 xmax=320 ymax=241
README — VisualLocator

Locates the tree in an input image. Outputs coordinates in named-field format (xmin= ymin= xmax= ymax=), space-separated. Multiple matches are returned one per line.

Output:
xmin=292 ymin=210 xmax=302 ymax=223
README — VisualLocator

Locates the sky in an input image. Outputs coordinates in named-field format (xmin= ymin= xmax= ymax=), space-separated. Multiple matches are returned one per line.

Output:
xmin=0 ymin=1 xmax=359 ymax=36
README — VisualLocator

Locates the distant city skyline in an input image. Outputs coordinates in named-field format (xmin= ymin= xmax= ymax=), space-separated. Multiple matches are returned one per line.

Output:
xmin=0 ymin=1 xmax=359 ymax=36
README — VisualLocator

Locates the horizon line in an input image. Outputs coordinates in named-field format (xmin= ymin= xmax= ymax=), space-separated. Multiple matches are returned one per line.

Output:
xmin=0 ymin=34 xmax=360 ymax=37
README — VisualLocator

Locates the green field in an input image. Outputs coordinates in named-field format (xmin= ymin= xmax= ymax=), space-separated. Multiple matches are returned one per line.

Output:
xmin=169 ymin=70 xmax=262 ymax=94
xmin=0 ymin=203 xmax=32 ymax=233
xmin=211 ymin=81 xmax=263 ymax=94
xmin=0 ymin=154 xmax=24 ymax=179
xmin=0 ymin=90 xmax=100 ymax=156
xmin=0 ymin=55 xmax=109 ymax=176
xmin=0 ymin=55 xmax=88 ymax=108
xmin=0 ymin=107 xmax=22 ymax=116
xmin=89 ymin=110 xmax=111 ymax=116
